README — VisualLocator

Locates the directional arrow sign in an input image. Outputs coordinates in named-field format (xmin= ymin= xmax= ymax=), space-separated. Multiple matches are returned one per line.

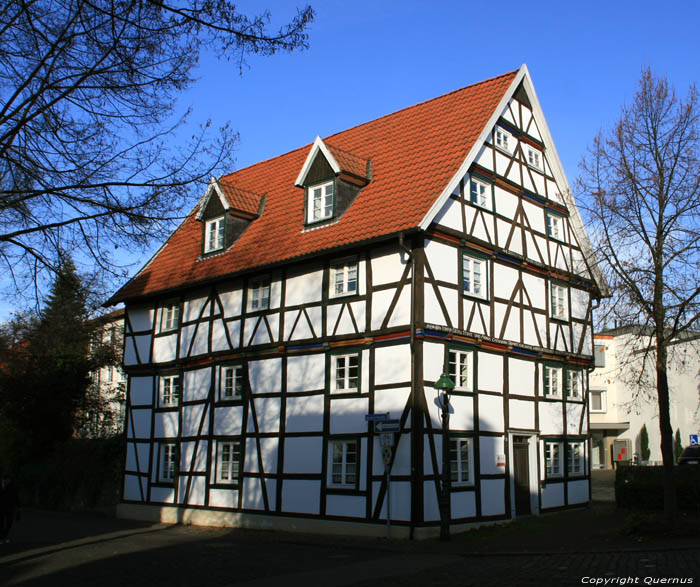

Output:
xmin=376 ymin=419 xmax=400 ymax=433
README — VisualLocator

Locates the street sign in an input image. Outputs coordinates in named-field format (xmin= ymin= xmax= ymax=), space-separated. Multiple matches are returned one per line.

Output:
xmin=382 ymin=446 xmax=392 ymax=464
xmin=380 ymin=432 xmax=394 ymax=447
xmin=365 ymin=413 xmax=389 ymax=422
xmin=690 ymin=434 xmax=699 ymax=446
xmin=376 ymin=419 xmax=400 ymax=433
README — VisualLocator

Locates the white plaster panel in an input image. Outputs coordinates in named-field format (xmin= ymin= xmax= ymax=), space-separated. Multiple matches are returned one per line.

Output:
xmin=282 ymin=480 xmax=320 ymax=514
xmin=326 ymin=495 xmax=366 ymax=518
xmin=361 ymin=349 xmax=370 ymax=392
xmin=259 ymin=438 xmax=279 ymax=476
xmin=123 ymin=475 xmax=143 ymax=501
xmin=423 ymin=285 xmax=446 ymax=326
xmin=568 ymin=480 xmax=589 ymax=505
xmin=479 ymin=436 xmax=506 ymax=476
xmin=184 ymin=295 xmax=208 ymax=323
xmin=125 ymin=441 xmax=150 ymax=473
xmin=425 ymin=240 xmax=458 ymax=284
xmin=496 ymin=218 xmax=511 ymax=249
xmin=331 ymin=303 xmax=358 ymax=335
xmin=474 ymin=144 xmax=493 ymax=171
xmin=451 ymin=491 xmax=477 ymax=520
xmin=133 ymin=335 xmax=151 ymax=363
xmin=495 ymin=187 xmax=518 ymax=220
xmin=493 ymin=263 xmax=519 ymax=298
xmin=283 ymin=436 xmax=322 ymax=474
xmin=539 ymin=402 xmax=564 ymax=435
xmin=374 ymin=344 xmax=411 ymax=385
xmin=350 ymin=302 xmax=366 ymax=333
xmin=209 ymin=488 xmax=238 ymax=508
xmin=241 ymin=477 xmax=264 ymax=510
xmin=244 ymin=440 xmax=259 ymax=473
xmin=566 ymin=403 xmax=584 ymax=434
xmin=214 ymin=406 xmax=244 ymax=436
xmin=374 ymin=480 xmax=410 ymax=521
xmin=373 ymin=434 xmax=410 ymax=477
xmin=269 ymin=274 xmax=282 ymax=310
xmin=480 ymin=479 xmax=506 ymax=515
xmin=423 ymin=481 xmax=440 ymax=522
xmin=178 ymin=324 xmax=195 ymax=358
xmin=449 ymin=394 xmax=474 ymax=431
xmin=502 ymin=307 xmax=520 ymax=344
xmin=211 ymin=319 xmax=229 ymax=352
xmin=182 ymin=440 xmax=208 ymax=473
xmin=507 ymin=161 xmax=521 ymax=185
xmin=267 ymin=313 xmax=280 ymax=342
xmin=572 ymin=249 xmax=591 ymax=278
xmin=128 ymin=408 xmax=152 ymax=439
xmin=249 ymin=358 xmax=282 ymax=394
xmin=435 ymin=198 xmax=463 ymax=232
xmin=154 ymin=411 xmax=178 ymax=438
xmin=150 ymin=486 xmax=175 ymax=504
xmin=507 ymin=226 xmax=524 ymax=256
xmin=153 ymin=334 xmax=177 ymax=363
xmin=250 ymin=397 xmax=281 ymax=434
xmin=571 ymin=288 xmax=589 ymax=320
xmin=326 ymin=303 xmax=341 ymax=333
xmin=532 ymin=171 xmax=545 ymax=196
xmin=472 ymin=211 xmax=494 ymax=244
xmin=226 ymin=319 xmax=241 ymax=348
xmin=522 ymin=314 xmax=541 ymax=348
xmin=509 ymin=358 xmax=535 ymax=396
xmin=285 ymin=310 xmax=313 ymax=341
xmin=192 ymin=322 xmax=212 ymax=353
xmin=124 ymin=338 xmax=138 ymax=366
xmin=287 ymin=353 xmax=325 ymax=393
xmin=130 ymin=376 xmax=153 ymax=406
xmin=495 ymin=150 xmax=510 ymax=178
xmin=423 ymin=342 xmax=444 ymax=383
xmin=424 ymin=390 xmax=443 ymax=428
xmin=126 ymin=306 xmax=154 ymax=334
xmin=217 ymin=286 xmax=243 ymax=318
xmin=183 ymin=476 xmax=206 ymax=506
xmin=534 ymin=314 xmax=546 ymax=347
xmin=439 ymin=286 xmax=458 ymax=326
xmin=181 ymin=404 xmax=206 ymax=438
xmin=184 ymin=368 xmax=210 ymax=402
xmin=521 ymin=273 xmax=546 ymax=310
xmin=522 ymin=200 xmax=544 ymax=233
xmin=306 ymin=306 xmax=322 ymax=336
xmin=582 ymin=329 xmax=592 ymax=357
xmin=503 ymin=99 xmax=518 ymax=126
xmin=524 ymin=232 xmax=544 ymax=264
xmin=371 ymin=247 xmax=409 ymax=287
xmin=478 ymin=394 xmax=504 ymax=432
xmin=285 ymin=265 xmax=323 ymax=306
xmin=541 ymin=482 xmax=565 ymax=509
xmin=478 ymin=352 xmax=503 ymax=393
xmin=509 ymin=399 xmax=535 ymax=430
xmin=249 ymin=314 xmax=273 ymax=346
xmin=330 ymin=397 xmax=369 ymax=434
xmin=371 ymin=289 xmax=395 ymax=330
xmin=388 ymin=288 xmax=411 ymax=329
xmin=285 ymin=394 xmax=324 ymax=433
xmin=373 ymin=387 xmax=411 ymax=421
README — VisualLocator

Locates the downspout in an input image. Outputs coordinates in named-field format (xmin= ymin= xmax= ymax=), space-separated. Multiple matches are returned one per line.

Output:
xmin=398 ymin=232 xmax=416 ymax=539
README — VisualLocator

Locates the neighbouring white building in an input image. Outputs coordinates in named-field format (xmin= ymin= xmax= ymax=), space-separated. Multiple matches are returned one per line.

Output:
xmin=106 ymin=65 xmax=607 ymax=538
xmin=589 ymin=328 xmax=700 ymax=469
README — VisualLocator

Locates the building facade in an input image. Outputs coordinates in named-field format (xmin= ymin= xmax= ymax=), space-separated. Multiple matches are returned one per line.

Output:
xmin=107 ymin=65 xmax=607 ymax=537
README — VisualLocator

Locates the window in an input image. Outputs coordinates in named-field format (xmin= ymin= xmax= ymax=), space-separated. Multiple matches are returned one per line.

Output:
xmin=161 ymin=443 xmax=178 ymax=482
xmin=566 ymin=370 xmax=583 ymax=401
xmin=330 ymin=259 xmax=358 ymax=298
xmin=217 ymin=440 xmax=241 ymax=483
xmin=307 ymin=180 xmax=334 ymax=223
xmin=204 ymin=216 xmax=225 ymax=253
xmin=160 ymin=302 xmax=180 ymax=332
xmin=494 ymin=127 xmax=513 ymax=154
xmin=450 ymin=437 xmax=472 ymax=485
xmin=594 ymin=344 xmax=606 ymax=368
xmin=544 ymin=441 xmax=563 ymax=478
xmin=526 ymin=145 xmax=542 ymax=171
xmin=332 ymin=354 xmax=359 ymax=393
xmin=221 ymin=365 xmax=243 ymax=399
xmin=248 ymin=276 xmax=270 ymax=311
xmin=550 ymin=283 xmax=568 ymax=320
xmin=462 ymin=253 xmax=487 ymax=299
xmin=543 ymin=365 xmax=562 ymax=398
xmin=546 ymin=212 xmax=564 ymax=241
xmin=567 ymin=442 xmax=585 ymax=476
xmin=329 ymin=440 xmax=358 ymax=488
xmin=469 ymin=177 xmax=491 ymax=210
xmin=160 ymin=374 xmax=180 ymax=407
xmin=448 ymin=349 xmax=472 ymax=391
xmin=590 ymin=389 xmax=607 ymax=413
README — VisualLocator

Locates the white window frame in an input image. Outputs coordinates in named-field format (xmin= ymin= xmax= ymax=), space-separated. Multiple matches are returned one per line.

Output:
xmin=160 ymin=443 xmax=178 ymax=482
xmin=329 ymin=439 xmax=359 ymax=488
xmin=160 ymin=302 xmax=180 ymax=332
xmin=590 ymin=389 xmax=607 ymax=413
xmin=546 ymin=212 xmax=565 ymax=242
xmin=544 ymin=441 xmax=563 ymax=478
xmin=462 ymin=253 xmax=487 ymax=300
xmin=220 ymin=365 xmax=243 ymax=400
xmin=549 ymin=282 xmax=569 ymax=321
xmin=449 ymin=437 xmax=473 ymax=486
xmin=566 ymin=369 xmax=583 ymax=401
xmin=217 ymin=440 xmax=241 ymax=484
xmin=307 ymin=180 xmax=334 ymax=223
xmin=543 ymin=365 xmax=562 ymax=399
xmin=204 ymin=215 xmax=225 ymax=253
xmin=248 ymin=276 xmax=270 ymax=312
xmin=159 ymin=373 xmax=180 ymax=407
xmin=567 ymin=441 xmax=585 ymax=476
xmin=469 ymin=177 xmax=492 ymax=210
xmin=525 ymin=145 xmax=543 ymax=171
xmin=330 ymin=258 xmax=358 ymax=298
xmin=332 ymin=353 xmax=360 ymax=393
xmin=494 ymin=126 xmax=514 ymax=154
xmin=448 ymin=349 xmax=472 ymax=391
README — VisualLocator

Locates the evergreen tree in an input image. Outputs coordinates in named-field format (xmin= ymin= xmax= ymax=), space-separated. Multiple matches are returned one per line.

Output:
xmin=640 ymin=424 xmax=651 ymax=462
xmin=674 ymin=429 xmax=683 ymax=464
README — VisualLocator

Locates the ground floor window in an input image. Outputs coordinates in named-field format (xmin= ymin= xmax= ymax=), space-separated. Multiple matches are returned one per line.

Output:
xmin=544 ymin=441 xmax=563 ymax=478
xmin=160 ymin=443 xmax=178 ymax=482
xmin=567 ymin=441 xmax=585 ymax=476
xmin=329 ymin=439 xmax=358 ymax=488
xmin=449 ymin=437 xmax=472 ymax=485
xmin=217 ymin=440 xmax=242 ymax=483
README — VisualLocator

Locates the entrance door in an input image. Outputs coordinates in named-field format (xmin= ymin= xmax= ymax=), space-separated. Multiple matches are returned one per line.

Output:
xmin=512 ymin=436 xmax=531 ymax=516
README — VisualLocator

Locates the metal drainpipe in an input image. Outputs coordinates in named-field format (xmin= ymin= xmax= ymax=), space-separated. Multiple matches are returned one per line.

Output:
xmin=398 ymin=232 xmax=416 ymax=539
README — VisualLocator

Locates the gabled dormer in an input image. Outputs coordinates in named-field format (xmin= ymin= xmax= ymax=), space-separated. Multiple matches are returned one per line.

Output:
xmin=196 ymin=177 xmax=264 ymax=256
xmin=295 ymin=136 xmax=370 ymax=227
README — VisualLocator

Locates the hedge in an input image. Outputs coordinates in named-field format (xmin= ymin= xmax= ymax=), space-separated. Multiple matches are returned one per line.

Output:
xmin=615 ymin=465 xmax=700 ymax=510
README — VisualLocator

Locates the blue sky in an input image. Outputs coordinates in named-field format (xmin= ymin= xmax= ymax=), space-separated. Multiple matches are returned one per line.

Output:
xmin=2 ymin=0 xmax=700 ymax=319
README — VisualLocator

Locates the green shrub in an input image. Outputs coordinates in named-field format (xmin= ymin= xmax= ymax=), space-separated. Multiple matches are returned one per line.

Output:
xmin=615 ymin=465 xmax=700 ymax=511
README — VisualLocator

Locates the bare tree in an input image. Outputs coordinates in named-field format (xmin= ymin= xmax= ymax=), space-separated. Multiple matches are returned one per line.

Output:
xmin=578 ymin=69 xmax=700 ymax=523
xmin=0 ymin=0 xmax=313 ymax=303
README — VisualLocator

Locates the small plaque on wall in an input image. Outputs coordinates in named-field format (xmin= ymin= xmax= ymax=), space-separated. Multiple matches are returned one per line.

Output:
xmin=496 ymin=454 xmax=506 ymax=467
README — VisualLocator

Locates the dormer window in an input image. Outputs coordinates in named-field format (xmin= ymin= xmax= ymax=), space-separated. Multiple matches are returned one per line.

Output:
xmin=307 ymin=180 xmax=334 ymax=224
xmin=204 ymin=216 xmax=225 ymax=253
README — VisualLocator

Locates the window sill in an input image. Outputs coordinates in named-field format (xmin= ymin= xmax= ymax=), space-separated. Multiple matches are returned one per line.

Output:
xmin=549 ymin=316 xmax=570 ymax=324
xmin=330 ymin=389 xmax=361 ymax=396
xmin=493 ymin=144 xmax=513 ymax=157
xmin=526 ymin=162 xmax=543 ymax=173
xmin=462 ymin=291 xmax=488 ymax=302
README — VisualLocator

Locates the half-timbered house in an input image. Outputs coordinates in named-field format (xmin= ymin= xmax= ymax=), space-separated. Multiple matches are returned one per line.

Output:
xmin=107 ymin=65 xmax=608 ymax=538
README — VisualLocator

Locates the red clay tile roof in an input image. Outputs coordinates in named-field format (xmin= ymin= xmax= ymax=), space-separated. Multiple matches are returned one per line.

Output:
xmin=217 ymin=181 xmax=264 ymax=216
xmin=324 ymin=142 xmax=370 ymax=181
xmin=108 ymin=70 xmax=518 ymax=303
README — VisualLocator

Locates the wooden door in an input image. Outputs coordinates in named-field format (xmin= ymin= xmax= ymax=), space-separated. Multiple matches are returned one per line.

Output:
xmin=513 ymin=437 xmax=531 ymax=515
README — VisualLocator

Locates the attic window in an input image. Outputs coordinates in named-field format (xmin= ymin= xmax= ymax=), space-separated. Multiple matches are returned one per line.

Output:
xmin=204 ymin=216 xmax=225 ymax=253
xmin=307 ymin=180 xmax=334 ymax=224
xmin=494 ymin=127 xmax=513 ymax=154
xmin=525 ymin=145 xmax=542 ymax=171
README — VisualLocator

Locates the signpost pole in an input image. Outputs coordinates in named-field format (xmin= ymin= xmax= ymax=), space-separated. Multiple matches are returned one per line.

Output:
xmin=386 ymin=462 xmax=390 ymax=538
